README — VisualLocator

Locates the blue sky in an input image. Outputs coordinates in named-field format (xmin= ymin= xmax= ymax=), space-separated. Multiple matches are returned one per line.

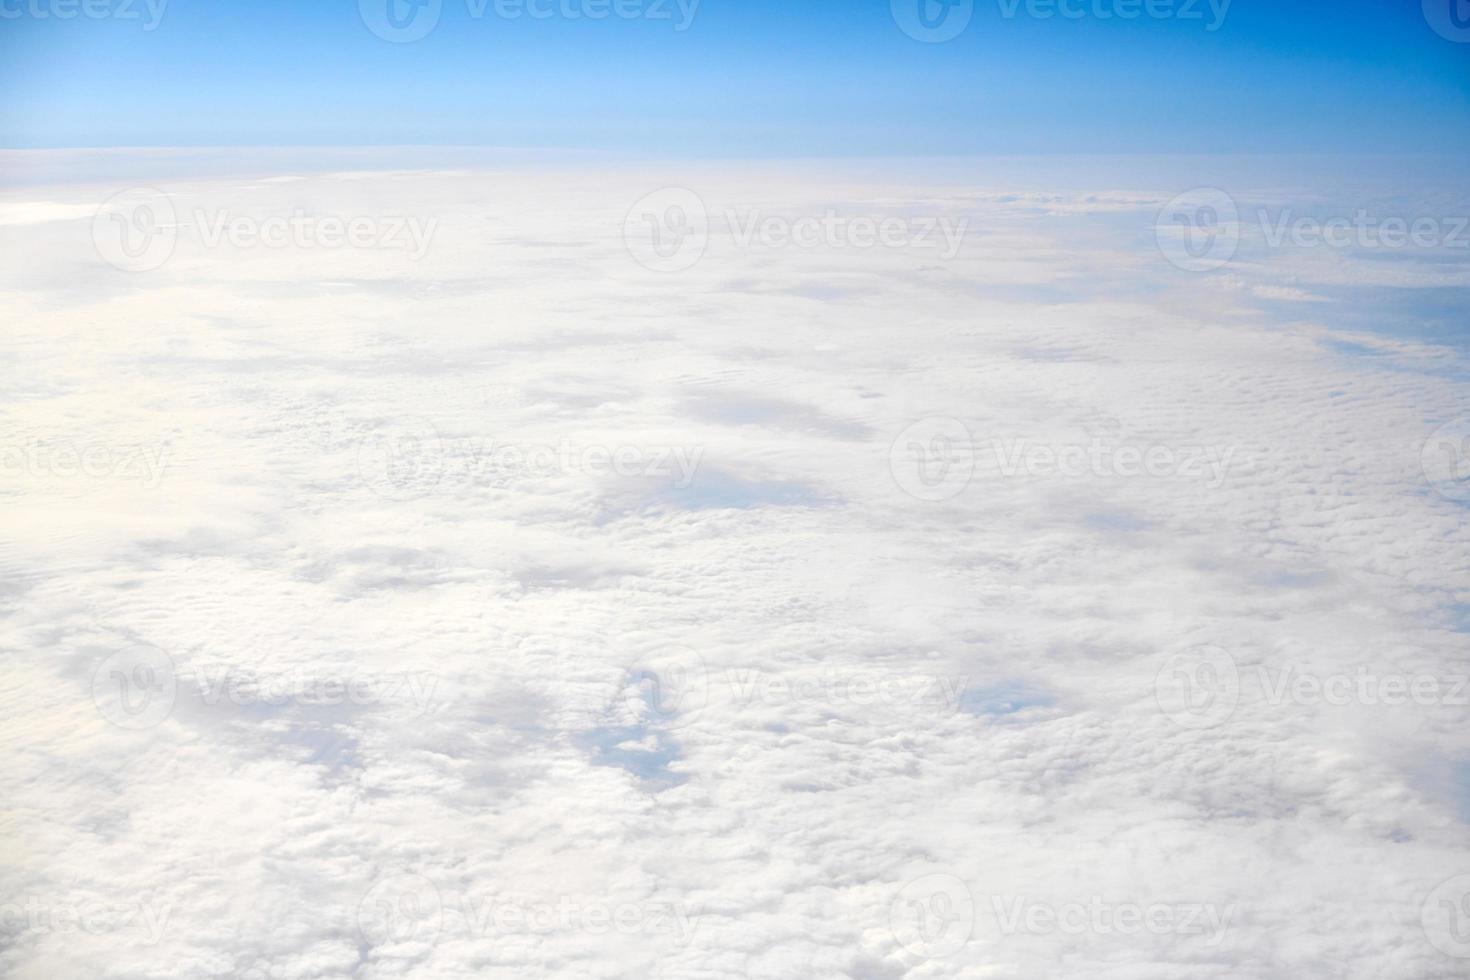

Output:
xmin=2 ymin=0 xmax=1468 ymax=153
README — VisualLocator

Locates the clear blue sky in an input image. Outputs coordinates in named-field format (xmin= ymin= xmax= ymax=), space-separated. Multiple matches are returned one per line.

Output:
xmin=2 ymin=0 xmax=1467 ymax=154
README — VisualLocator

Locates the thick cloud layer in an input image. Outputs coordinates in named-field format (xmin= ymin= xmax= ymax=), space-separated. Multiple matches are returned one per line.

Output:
xmin=1 ymin=156 xmax=1467 ymax=979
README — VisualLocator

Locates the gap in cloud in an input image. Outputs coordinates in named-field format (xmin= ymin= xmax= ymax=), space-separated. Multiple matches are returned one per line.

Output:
xmin=1250 ymin=284 xmax=1470 ymax=351
xmin=958 ymin=680 xmax=1056 ymax=718
xmin=576 ymin=725 xmax=687 ymax=790
xmin=1081 ymin=509 xmax=1156 ymax=534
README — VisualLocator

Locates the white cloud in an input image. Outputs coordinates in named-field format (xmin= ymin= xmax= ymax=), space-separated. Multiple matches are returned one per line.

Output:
xmin=2 ymin=157 xmax=1468 ymax=980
